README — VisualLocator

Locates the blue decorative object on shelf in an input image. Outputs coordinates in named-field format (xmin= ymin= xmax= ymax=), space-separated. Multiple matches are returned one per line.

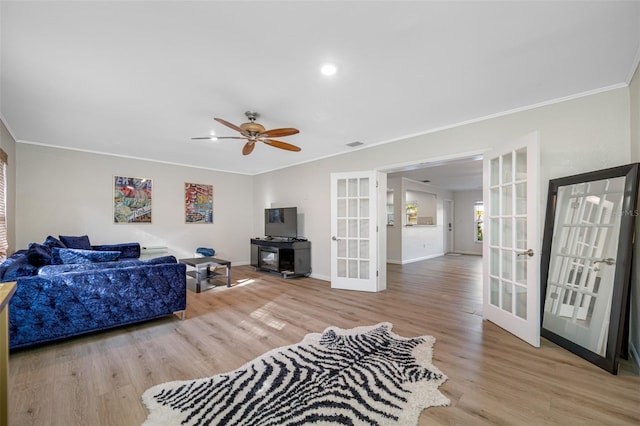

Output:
xmin=196 ymin=247 xmax=215 ymax=257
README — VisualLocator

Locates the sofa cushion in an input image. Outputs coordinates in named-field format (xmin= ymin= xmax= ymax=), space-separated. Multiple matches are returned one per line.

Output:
xmin=53 ymin=248 xmax=121 ymax=264
xmin=37 ymin=260 xmax=142 ymax=277
xmin=141 ymin=255 xmax=177 ymax=265
xmin=59 ymin=235 xmax=92 ymax=250
xmin=92 ymin=242 xmax=140 ymax=259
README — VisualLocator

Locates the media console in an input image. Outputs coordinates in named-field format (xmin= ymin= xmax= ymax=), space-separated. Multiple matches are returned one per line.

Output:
xmin=250 ymin=238 xmax=311 ymax=278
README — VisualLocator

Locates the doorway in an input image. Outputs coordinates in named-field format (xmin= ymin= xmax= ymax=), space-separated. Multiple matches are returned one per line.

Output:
xmin=384 ymin=153 xmax=484 ymax=263
xmin=443 ymin=199 xmax=454 ymax=254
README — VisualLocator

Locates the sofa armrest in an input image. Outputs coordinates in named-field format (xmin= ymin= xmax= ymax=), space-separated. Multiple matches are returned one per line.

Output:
xmin=92 ymin=242 xmax=140 ymax=259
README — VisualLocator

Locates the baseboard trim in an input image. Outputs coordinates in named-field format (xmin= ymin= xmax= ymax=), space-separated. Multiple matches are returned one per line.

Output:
xmin=398 ymin=253 xmax=445 ymax=265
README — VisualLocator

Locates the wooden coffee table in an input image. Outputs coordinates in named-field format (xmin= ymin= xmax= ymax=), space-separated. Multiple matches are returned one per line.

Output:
xmin=179 ymin=257 xmax=231 ymax=293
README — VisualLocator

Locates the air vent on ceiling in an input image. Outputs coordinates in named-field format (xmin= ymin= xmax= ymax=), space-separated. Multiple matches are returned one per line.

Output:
xmin=346 ymin=141 xmax=364 ymax=147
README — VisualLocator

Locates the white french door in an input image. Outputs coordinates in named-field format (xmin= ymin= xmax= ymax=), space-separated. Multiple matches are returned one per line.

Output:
xmin=483 ymin=132 xmax=540 ymax=347
xmin=330 ymin=171 xmax=386 ymax=292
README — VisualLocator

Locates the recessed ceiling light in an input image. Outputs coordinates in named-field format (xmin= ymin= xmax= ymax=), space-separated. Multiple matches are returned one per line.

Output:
xmin=320 ymin=63 xmax=337 ymax=76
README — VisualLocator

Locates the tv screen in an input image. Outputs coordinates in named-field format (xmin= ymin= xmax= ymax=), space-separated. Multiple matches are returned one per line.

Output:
xmin=265 ymin=207 xmax=297 ymax=238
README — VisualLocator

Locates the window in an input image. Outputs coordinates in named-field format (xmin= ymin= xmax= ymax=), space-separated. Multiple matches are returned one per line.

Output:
xmin=0 ymin=149 xmax=7 ymax=259
xmin=474 ymin=201 xmax=484 ymax=242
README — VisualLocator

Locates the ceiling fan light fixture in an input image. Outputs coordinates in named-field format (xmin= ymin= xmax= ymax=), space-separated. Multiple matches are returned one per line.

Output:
xmin=207 ymin=111 xmax=301 ymax=156
xmin=320 ymin=63 xmax=337 ymax=76
xmin=240 ymin=122 xmax=266 ymax=134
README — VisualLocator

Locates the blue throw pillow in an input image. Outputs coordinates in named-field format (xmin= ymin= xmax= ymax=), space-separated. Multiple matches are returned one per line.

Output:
xmin=59 ymin=235 xmax=92 ymax=250
xmin=43 ymin=235 xmax=66 ymax=249
xmin=54 ymin=248 xmax=121 ymax=264
xmin=27 ymin=243 xmax=52 ymax=267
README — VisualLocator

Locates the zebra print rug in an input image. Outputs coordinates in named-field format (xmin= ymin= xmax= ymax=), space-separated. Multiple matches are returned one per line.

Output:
xmin=142 ymin=322 xmax=449 ymax=425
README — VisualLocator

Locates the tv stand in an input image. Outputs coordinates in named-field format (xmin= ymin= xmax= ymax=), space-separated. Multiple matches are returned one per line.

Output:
xmin=250 ymin=238 xmax=311 ymax=278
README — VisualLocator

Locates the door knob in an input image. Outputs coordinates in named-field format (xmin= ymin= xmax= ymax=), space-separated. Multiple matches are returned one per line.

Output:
xmin=517 ymin=249 xmax=534 ymax=257
xmin=332 ymin=236 xmax=341 ymax=241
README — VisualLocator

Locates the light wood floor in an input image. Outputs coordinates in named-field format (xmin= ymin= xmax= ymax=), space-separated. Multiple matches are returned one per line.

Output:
xmin=7 ymin=255 xmax=640 ymax=425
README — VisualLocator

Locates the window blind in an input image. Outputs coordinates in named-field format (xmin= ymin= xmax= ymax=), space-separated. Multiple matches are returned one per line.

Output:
xmin=0 ymin=149 xmax=7 ymax=258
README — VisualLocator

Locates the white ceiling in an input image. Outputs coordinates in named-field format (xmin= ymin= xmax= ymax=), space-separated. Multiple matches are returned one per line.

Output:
xmin=2 ymin=1 xmax=639 ymax=180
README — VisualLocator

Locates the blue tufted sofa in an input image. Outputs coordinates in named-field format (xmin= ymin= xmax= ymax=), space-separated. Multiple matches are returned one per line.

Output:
xmin=0 ymin=235 xmax=187 ymax=349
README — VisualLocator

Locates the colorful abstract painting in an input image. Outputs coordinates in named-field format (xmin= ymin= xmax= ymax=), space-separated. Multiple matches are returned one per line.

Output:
xmin=185 ymin=182 xmax=213 ymax=223
xmin=113 ymin=176 xmax=152 ymax=223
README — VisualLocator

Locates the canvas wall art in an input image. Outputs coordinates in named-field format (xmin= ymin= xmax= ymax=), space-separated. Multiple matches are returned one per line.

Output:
xmin=113 ymin=176 xmax=152 ymax=223
xmin=185 ymin=182 xmax=213 ymax=223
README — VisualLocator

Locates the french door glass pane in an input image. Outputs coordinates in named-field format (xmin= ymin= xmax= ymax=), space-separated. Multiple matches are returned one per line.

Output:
xmin=337 ymin=239 xmax=346 ymax=257
xmin=348 ymin=259 xmax=358 ymax=278
xmin=360 ymin=240 xmax=370 ymax=258
xmin=491 ymin=188 xmax=500 ymax=214
xmin=337 ymin=219 xmax=346 ymax=238
xmin=338 ymin=199 xmax=346 ymax=217
xmin=348 ymin=179 xmax=358 ymax=196
xmin=338 ymin=259 xmax=346 ymax=277
xmin=359 ymin=178 xmax=369 ymax=196
xmin=491 ymin=158 xmax=500 ymax=186
xmin=516 ymin=182 xmax=527 ymax=214
xmin=360 ymin=260 xmax=369 ymax=279
xmin=502 ymin=281 xmax=513 ymax=313
xmin=360 ymin=199 xmax=369 ymax=217
xmin=502 ymin=185 xmax=513 ymax=215
xmin=502 ymin=249 xmax=513 ymax=280
xmin=348 ymin=239 xmax=358 ymax=258
xmin=337 ymin=179 xmax=347 ymax=197
xmin=491 ymin=277 xmax=500 ymax=306
xmin=360 ymin=219 xmax=369 ymax=238
xmin=502 ymin=218 xmax=513 ymax=248
xmin=490 ymin=218 xmax=499 ymax=245
xmin=503 ymin=153 xmax=513 ymax=184
xmin=515 ymin=148 xmax=527 ymax=180
xmin=516 ymin=218 xmax=527 ymax=250
xmin=515 ymin=285 xmax=527 ymax=319
xmin=490 ymin=248 xmax=499 ymax=275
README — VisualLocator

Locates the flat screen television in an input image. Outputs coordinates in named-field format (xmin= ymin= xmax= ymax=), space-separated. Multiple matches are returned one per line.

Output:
xmin=265 ymin=207 xmax=297 ymax=239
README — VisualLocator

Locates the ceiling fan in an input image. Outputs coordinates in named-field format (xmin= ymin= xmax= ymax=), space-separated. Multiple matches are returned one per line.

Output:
xmin=192 ymin=111 xmax=301 ymax=156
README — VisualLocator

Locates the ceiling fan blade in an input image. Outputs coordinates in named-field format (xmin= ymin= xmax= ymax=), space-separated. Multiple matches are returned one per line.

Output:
xmin=260 ymin=128 xmax=300 ymax=138
xmin=263 ymin=139 xmax=302 ymax=152
xmin=242 ymin=141 xmax=255 ymax=155
xmin=191 ymin=136 xmax=247 ymax=140
xmin=214 ymin=117 xmax=250 ymax=136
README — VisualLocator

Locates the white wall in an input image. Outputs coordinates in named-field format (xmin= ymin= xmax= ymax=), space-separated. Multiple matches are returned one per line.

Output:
xmin=453 ymin=189 xmax=483 ymax=255
xmin=254 ymin=87 xmax=631 ymax=281
xmin=16 ymin=144 xmax=254 ymax=263
xmin=400 ymin=178 xmax=452 ymax=263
